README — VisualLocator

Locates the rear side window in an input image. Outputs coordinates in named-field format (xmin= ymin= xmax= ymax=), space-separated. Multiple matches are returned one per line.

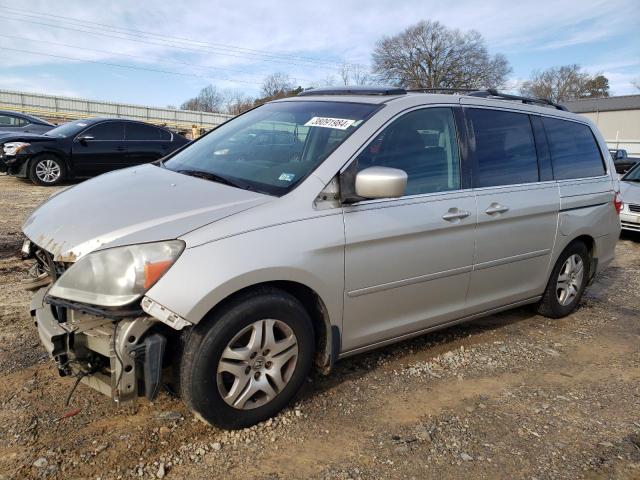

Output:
xmin=126 ymin=122 xmax=171 ymax=141
xmin=467 ymin=109 xmax=539 ymax=188
xmin=0 ymin=114 xmax=28 ymax=127
xmin=84 ymin=122 xmax=125 ymax=141
xmin=542 ymin=118 xmax=605 ymax=179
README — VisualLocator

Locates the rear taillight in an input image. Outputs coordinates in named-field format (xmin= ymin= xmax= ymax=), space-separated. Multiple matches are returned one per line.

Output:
xmin=614 ymin=191 xmax=623 ymax=215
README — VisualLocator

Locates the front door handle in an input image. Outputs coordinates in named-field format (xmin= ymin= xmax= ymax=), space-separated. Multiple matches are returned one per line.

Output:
xmin=485 ymin=203 xmax=509 ymax=215
xmin=116 ymin=146 xmax=126 ymax=152
xmin=442 ymin=208 xmax=471 ymax=221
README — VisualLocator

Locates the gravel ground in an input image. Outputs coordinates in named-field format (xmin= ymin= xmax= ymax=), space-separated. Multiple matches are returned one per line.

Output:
xmin=0 ymin=174 xmax=638 ymax=480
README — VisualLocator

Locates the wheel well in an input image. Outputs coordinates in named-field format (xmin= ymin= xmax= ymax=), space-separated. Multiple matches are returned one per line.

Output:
xmin=571 ymin=235 xmax=595 ymax=257
xmin=29 ymin=152 xmax=67 ymax=172
xmin=201 ymin=281 xmax=334 ymax=372
xmin=567 ymin=234 xmax=597 ymax=278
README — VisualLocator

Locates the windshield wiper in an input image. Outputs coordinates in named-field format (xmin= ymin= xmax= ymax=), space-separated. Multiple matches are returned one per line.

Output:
xmin=177 ymin=169 xmax=244 ymax=189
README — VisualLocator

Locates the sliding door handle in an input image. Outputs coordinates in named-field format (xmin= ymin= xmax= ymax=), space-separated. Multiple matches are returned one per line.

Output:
xmin=442 ymin=208 xmax=471 ymax=221
xmin=485 ymin=203 xmax=509 ymax=215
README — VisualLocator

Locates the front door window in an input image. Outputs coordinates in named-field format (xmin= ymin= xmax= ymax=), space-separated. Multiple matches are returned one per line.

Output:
xmin=353 ymin=107 xmax=461 ymax=196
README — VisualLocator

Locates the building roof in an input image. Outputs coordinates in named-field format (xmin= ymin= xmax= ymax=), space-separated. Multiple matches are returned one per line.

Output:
xmin=563 ymin=95 xmax=640 ymax=113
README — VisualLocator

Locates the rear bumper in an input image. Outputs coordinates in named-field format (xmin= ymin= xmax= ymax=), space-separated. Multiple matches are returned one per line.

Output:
xmin=30 ymin=287 xmax=166 ymax=404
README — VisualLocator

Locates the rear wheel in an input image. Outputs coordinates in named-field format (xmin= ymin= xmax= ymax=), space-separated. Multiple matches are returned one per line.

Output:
xmin=179 ymin=288 xmax=314 ymax=429
xmin=28 ymin=155 xmax=66 ymax=186
xmin=537 ymin=242 xmax=590 ymax=318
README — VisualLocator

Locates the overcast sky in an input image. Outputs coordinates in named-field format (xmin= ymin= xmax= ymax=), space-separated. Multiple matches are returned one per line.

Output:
xmin=1 ymin=0 xmax=638 ymax=107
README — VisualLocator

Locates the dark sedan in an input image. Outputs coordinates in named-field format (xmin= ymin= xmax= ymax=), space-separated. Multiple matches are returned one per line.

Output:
xmin=0 ymin=118 xmax=189 ymax=185
xmin=0 ymin=110 xmax=55 ymax=135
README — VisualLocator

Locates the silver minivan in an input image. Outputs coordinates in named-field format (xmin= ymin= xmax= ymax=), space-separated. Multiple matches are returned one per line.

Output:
xmin=24 ymin=87 xmax=622 ymax=428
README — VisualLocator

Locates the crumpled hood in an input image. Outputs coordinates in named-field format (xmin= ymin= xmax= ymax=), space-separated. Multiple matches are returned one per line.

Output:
xmin=620 ymin=180 xmax=640 ymax=205
xmin=23 ymin=164 xmax=271 ymax=261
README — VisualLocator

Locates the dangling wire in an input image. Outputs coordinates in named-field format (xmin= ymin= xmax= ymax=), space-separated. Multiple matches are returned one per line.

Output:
xmin=64 ymin=370 xmax=88 ymax=406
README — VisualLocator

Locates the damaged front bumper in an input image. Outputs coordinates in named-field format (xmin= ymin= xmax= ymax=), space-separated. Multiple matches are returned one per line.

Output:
xmin=30 ymin=287 xmax=168 ymax=405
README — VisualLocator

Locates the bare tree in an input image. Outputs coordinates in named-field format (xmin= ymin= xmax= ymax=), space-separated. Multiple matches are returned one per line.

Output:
xmin=221 ymin=89 xmax=255 ymax=115
xmin=520 ymin=65 xmax=609 ymax=102
xmin=632 ymin=78 xmax=640 ymax=91
xmin=180 ymin=85 xmax=224 ymax=112
xmin=371 ymin=20 xmax=510 ymax=89
xmin=261 ymin=72 xmax=294 ymax=99
xmin=307 ymin=74 xmax=338 ymax=89
xmin=339 ymin=64 xmax=371 ymax=86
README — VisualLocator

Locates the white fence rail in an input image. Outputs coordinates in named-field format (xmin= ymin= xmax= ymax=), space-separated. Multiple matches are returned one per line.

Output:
xmin=0 ymin=89 xmax=233 ymax=131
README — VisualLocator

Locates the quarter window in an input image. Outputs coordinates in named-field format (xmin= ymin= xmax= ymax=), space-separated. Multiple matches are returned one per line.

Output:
xmin=83 ymin=122 xmax=125 ymax=141
xmin=468 ymin=109 xmax=539 ymax=188
xmin=354 ymin=107 xmax=461 ymax=196
xmin=542 ymin=118 xmax=605 ymax=180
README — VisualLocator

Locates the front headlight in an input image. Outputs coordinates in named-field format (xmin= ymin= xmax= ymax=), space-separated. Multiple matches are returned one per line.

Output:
xmin=3 ymin=142 xmax=30 ymax=156
xmin=48 ymin=240 xmax=185 ymax=307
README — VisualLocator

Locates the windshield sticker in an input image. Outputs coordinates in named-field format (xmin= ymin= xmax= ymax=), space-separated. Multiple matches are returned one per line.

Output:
xmin=278 ymin=173 xmax=295 ymax=182
xmin=304 ymin=116 xmax=355 ymax=130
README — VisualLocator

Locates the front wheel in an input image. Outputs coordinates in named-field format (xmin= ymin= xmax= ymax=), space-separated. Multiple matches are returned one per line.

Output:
xmin=537 ymin=242 xmax=590 ymax=318
xmin=179 ymin=288 xmax=314 ymax=429
xmin=28 ymin=156 xmax=66 ymax=186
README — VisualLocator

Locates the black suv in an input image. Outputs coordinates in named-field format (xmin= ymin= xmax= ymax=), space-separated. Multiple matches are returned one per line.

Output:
xmin=0 ymin=118 xmax=189 ymax=185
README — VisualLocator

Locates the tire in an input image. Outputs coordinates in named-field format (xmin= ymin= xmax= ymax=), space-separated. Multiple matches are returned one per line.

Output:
xmin=179 ymin=287 xmax=314 ymax=429
xmin=537 ymin=242 xmax=590 ymax=319
xmin=28 ymin=155 xmax=66 ymax=186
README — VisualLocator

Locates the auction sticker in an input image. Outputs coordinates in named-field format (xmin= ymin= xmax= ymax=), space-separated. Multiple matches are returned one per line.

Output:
xmin=304 ymin=116 xmax=355 ymax=130
xmin=278 ymin=173 xmax=295 ymax=182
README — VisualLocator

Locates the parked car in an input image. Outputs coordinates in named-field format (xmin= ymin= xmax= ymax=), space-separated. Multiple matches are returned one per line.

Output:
xmin=609 ymin=148 xmax=639 ymax=174
xmin=23 ymin=87 xmax=621 ymax=429
xmin=0 ymin=118 xmax=189 ymax=185
xmin=619 ymin=162 xmax=640 ymax=232
xmin=0 ymin=110 xmax=55 ymax=135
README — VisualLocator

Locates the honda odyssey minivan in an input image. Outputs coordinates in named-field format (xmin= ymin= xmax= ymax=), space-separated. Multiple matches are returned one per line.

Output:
xmin=23 ymin=87 xmax=621 ymax=429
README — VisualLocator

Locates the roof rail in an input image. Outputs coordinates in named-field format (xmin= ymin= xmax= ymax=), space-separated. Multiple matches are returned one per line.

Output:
xmin=405 ymin=87 xmax=567 ymax=111
xmin=297 ymin=86 xmax=407 ymax=97
xmin=406 ymin=88 xmax=479 ymax=94
xmin=467 ymin=88 xmax=568 ymax=111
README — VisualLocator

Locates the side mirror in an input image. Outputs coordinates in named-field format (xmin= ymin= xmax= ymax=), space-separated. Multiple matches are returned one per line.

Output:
xmin=77 ymin=135 xmax=94 ymax=144
xmin=355 ymin=166 xmax=407 ymax=199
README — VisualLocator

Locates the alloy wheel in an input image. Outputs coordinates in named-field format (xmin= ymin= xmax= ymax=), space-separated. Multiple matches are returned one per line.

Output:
xmin=556 ymin=254 xmax=584 ymax=306
xmin=216 ymin=319 xmax=298 ymax=410
xmin=35 ymin=159 xmax=61 ymax=183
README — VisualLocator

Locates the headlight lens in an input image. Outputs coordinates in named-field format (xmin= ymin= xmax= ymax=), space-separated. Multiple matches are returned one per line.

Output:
xmin=3 ymin=142 xmax=30 ymax=156
xmin=48 ymin=240 xmax=185 ymax=307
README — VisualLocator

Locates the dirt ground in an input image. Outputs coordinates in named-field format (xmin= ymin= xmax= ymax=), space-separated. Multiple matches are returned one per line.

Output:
xmin=0 ymin=174 xmax=638 ymax=480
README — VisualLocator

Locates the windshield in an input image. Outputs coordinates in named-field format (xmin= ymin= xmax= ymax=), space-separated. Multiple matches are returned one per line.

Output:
xmin=163 ymin=101 xmax=379 ymax=195
xmin=622 ymin=163 xmax=640 ymax=181
xmin=44 ymin=119 xmax=92 ymax=138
